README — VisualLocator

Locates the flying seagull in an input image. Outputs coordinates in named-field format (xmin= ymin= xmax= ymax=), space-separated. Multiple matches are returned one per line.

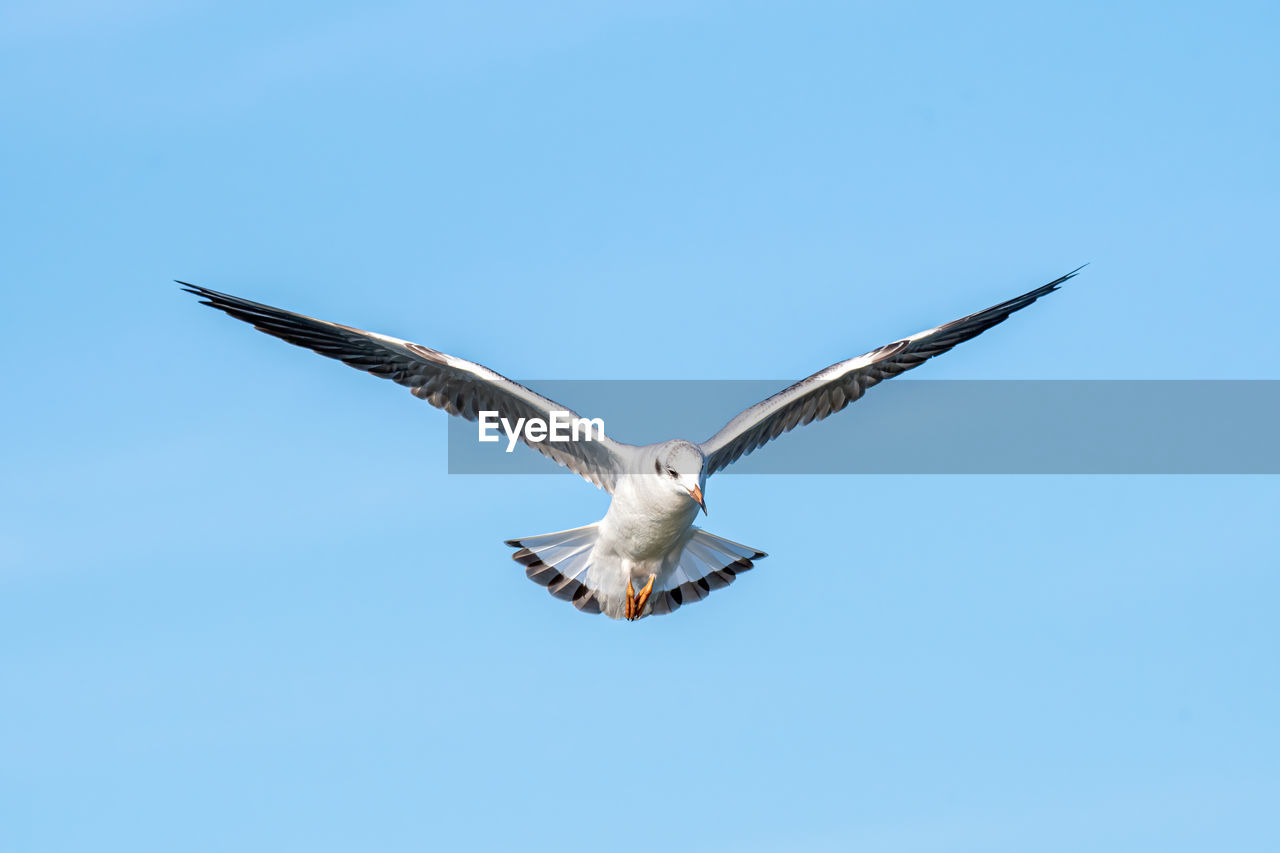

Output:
xmin=183 ymin=269 xmax=1077 ymax=620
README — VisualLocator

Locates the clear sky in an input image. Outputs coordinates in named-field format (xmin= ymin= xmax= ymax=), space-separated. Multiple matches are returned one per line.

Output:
xmin=3 ymin=2 xmax=1278 ymax=851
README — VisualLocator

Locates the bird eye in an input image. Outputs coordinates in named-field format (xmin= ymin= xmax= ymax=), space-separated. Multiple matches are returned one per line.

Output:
xmin=666 ymin=468 xmax=678 ymax=478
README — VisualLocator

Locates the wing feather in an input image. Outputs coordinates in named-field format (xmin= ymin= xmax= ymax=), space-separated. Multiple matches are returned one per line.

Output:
xmin=699 ymin=269 xmax=1080 ymax=475
xmin=182 ymin=283 xmax=630 ymax=491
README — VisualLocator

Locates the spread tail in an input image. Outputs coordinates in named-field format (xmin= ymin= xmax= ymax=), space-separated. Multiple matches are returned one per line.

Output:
xmin=504 ymin=524 xmax=603 ymax=615
xmin=504 ymin=524 xmax=766 ymax=620
xmin=646 ymin=527 xmax=767 ymax=617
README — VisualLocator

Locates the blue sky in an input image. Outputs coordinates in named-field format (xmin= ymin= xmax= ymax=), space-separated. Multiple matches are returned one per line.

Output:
xmin=3 ymin=2 xmax=1278 ymax=851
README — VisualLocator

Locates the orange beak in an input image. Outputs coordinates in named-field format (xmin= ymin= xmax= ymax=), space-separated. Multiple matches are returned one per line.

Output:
xmin=688 ymin=484 xmax=707 ymax=515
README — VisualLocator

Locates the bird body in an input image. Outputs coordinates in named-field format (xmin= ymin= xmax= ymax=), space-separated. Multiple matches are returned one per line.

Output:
xmin=185 ymin=268 xmax=1078 ymax=620
xmin=505 ymin=439 xmax=761 ymax=619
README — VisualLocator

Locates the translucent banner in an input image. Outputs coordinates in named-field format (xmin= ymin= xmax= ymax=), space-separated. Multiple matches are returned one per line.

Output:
xmin=446 ymin=380 xmax=1280 ymax=474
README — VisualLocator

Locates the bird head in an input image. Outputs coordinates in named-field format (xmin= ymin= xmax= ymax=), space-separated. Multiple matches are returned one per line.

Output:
xmin=653 ymin=440 xmax=707 ymax=514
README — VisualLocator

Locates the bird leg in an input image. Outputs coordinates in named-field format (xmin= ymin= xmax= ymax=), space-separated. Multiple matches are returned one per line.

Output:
xmin=628 ymin=574 xmax=657 ymax=621
xmin=625 ymin=578 xmax=636 ymax=620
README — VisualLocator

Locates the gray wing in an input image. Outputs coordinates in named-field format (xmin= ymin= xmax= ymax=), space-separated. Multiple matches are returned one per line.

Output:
xmin=183 ymin=283 xmax=630 ymax=492
xmin=699 ymin=269 xmax=1079 ymax=475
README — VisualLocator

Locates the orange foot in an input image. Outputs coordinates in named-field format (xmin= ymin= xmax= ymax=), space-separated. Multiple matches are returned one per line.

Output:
xmin=625 ymin=574 xmax=657 ymax=621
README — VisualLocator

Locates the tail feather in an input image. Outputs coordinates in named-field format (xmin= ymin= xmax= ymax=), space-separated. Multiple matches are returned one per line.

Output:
xmin=647 ymin=528 xmax=766 ymax=617
xmin=504 ymin=524 xmax=767 ymax=620
xmin=505 ymin=524 xmax=603 ymax=614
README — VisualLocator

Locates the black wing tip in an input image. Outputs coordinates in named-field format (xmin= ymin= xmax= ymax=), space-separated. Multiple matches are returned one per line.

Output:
xmin=1045 ymin=263 xmax=1088 ymax=292
xmin=178 ymin=280 xmax=235 ymax=310
xmin=996 ymin=264 xmax=1086 ymax=314
xmin=178 ymin=280 xmax=271 ymax=308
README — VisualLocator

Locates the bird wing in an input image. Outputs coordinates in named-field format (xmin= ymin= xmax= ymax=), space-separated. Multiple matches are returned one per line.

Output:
xmin=183 ymin=283 xmax=631 ymax=492
xmin=698 ymin=269 xmax=1079 ymax=475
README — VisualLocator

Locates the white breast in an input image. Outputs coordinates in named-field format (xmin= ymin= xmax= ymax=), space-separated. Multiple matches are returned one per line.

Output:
xmin=597 ymin=473 xmax=700 ymax=563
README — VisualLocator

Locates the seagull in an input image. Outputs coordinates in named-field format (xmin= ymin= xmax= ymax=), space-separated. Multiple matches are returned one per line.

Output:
xmin=183 ymin=268 xmax=1077 ymax=620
